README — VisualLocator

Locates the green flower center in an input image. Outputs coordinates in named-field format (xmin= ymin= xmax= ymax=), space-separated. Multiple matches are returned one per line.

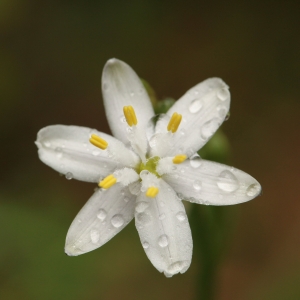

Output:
xmin=138 ymin=156 xmax=160 ymax=177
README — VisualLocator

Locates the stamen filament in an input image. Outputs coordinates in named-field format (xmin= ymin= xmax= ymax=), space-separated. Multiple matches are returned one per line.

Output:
xmin=173 ymin=154 xmax=187 ymax=164
xmin=167 ymin=112 xmax=182 ymax=133
xmin=146 ymin=186 xmax=159 ymax=198
xmin=123 ymin=105 xmax=138 ymax=127
xmin=90 ymin=134 xmax=108 ymax=150
xmin=99 ymin=174 xmax=117 ymax=189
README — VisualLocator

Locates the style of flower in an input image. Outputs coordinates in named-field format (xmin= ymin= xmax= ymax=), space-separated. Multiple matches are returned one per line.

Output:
xmin=36 ymin=58 xmax=261 ymax=277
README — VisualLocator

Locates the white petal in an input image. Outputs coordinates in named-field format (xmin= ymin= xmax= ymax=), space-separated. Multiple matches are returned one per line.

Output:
xmin=65 ymin=184 xmax=136 ymax=255
xmin=102 ymin=58 xmax=155 ymax=145
xmin=36 ymin=125 xmax=139 ymax=182
xmin=156 ymin=78 xmax=231 ymax=156
xmin=163 ymin=159 xmax=261 ymax=205
xmin=114 ymin=167 xmax=139 ymax=186
xmin=135 ymin=179 xmax=192 ymax=277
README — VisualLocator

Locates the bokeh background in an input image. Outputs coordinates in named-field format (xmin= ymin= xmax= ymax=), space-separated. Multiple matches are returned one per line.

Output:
xmin=1 ymin=0 xmax=300 ymax=299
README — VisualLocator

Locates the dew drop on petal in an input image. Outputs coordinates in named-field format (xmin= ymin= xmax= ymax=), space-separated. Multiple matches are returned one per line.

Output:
xmin=176 ymin=212 xmax=186 ymax=221
xmin=90 ymin=229 xmax=100 ymax=244
xmin=135 ymin=201 xmax=149 ymax=213
xmin=142 ymin=241 xmax=149 ymax=249
xmin=201 ymin=118 xmax=220 ymax=140
xmin=159 ymin=213 xmax=166 ymax=220
xmin=217 ymin=88 xmax=230 ymax=101
xmin=190 ymin=156 xmax=202 ymax=168
xmin=119 ymin=115 xmax=126 ymax=123
xmin=136 ymin=213 xmax=152 ymax=225
xmin=179 ymin=128 xmax=186 ymax=136
xmin=92 ymin=150 xmax=100 ymax=156
xmin=189 ymin=99 xmax=203 ymax=113
xmin=65 ymin=172 xmax=73 ymax=180
xmin=111 ymin=214 xmax=124 ymax=228
xmin=158 ymin=235 xmax=169 ymax=248
xmin=102 ymin=82 xmax=108 ymax=91
xmin=217 ymin=170 xmax=239 ymax=192
xmin=97 ymin=209 xmax=107 ymax=221
xmin=193 ymin=180 xmax=202 ymax=191
xmin=246 ymin=183 xmax=260 ymax=197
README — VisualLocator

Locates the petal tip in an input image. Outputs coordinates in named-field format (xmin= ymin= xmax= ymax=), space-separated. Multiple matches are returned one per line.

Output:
xmin=64 ymin=242 xmax=84 ymax=256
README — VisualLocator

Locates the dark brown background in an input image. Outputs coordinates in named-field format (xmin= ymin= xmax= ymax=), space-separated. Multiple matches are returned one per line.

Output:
xmin=1 ymin=0 xmax=299 ymax=299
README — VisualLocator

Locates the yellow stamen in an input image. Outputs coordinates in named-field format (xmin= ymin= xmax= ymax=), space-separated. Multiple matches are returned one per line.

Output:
xmin=167 ymin=112 xmax=182 ymax=133
xmin=99 ymin=174 xmax=117 ymax=189
xmin=173 ymin=154 xmax=187 ymax=164
xmin=146 ymin=186 xmax=159 ymax=198
xmin=123 ymin=105 xmax=138 ymax=127
xmin=89 ymin=134 xmax=108 ymax=150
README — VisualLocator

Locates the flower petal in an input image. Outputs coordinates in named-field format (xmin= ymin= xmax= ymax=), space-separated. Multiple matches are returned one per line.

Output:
xmin=65 ymin=184 xmax=135 ymax=256
xmin=102 ymin=58 xmax=155 ymax=144
xmin=155 ymin=78 xmax=231 ymax=156
xmin=163 ymin=159 xmax=261 ymax=205
xmin=135 ymin=179 xmax=192 ymax=277
xmin=36 ymin=125 xmax=139 ymax=182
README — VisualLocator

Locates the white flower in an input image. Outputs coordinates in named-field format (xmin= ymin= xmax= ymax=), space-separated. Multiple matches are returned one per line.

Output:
xmin=36 ymin=58 xmax=261 ymax=277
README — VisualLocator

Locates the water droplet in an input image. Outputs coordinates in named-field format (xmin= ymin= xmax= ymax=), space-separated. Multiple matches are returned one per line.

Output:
xmin=92 ymin=150 xmax=99 ymax=156
xmin=177 ymin=193 xmax=184 ymax=199
xmin=225 ymin=111 xmax=230 ymax=121
xmin=78 ymin=218 xmax=82 ymax=223
xmin=159 ymin=213 xmax=166 ymax=220
xmin=90 ymin=229 xmax=100 ymax=243
xmin=217 ymin=170 xmax=239 ymax=192
xmin=190 ymin=156 xmax=202 ymax=168
xmin=97 ymin=209 xmax=107 ymax=221
xmin=142 ymin=241 xmax=149 ymax=249
xmin=176 ymin=212 xmax=186 ymax=221
xmin=44 ymin=141 xmax=51 ymax=147
xmin=130 ymin=91 xmax=135 ymax=97
xmin=111 ymin=214 xmax=124 ymax=228
xmin=101 ymin=82 xmax=109 ymax=91
xmin=65 ymin=172 xmax=73 ymax=180
xmin=120 ymin=115 xmax=126 ymax=123
xmin=136 ymin=212 xmax=152 ymax=225
xmin=246 ymin=183 xmax=260 ymax=197
xmin=180 ymin=128 xmax=186 ymax=136
xmin=186 ymin=148 xmax=194 ymax=157
xmin=55 ymin=147 xmax=63 ymax=158
xmin=128 ymin=182 xmax=141 ymax=195
xmin=201 ymin=118 xmax=220 ymax=140
xmin=168 ymin=261 xmax=189 ymax=274
xmin=217 ymin=104 xmax=227 ymax=118
xmin=135 ymin=201 xmax=149 ymax=213
xmin=193 ymin=180 xmax=202 ymax=191
xmin=158 ymin=235 xmax=169 ymax=248
xmin=194 ymin=90 xmax=199 ymax=95
xmin=189 ymin=99 xmax=203 ymax=113
xmin=217 ymin=88 xmax=230 ymax=101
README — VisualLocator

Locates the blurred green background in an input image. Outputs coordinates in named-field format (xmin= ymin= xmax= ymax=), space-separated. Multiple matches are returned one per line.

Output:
xmin=1 ymin=0 xmax=300 ymax=299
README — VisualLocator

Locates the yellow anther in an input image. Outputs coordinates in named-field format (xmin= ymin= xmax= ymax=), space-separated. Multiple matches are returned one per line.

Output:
xmin=167 ymin=112 xmax=182 ymax=133
xmin=123 ymin=105 xmax=138 ymax=127
xmin=173 ymin=154 xmax=187 ymax=164
xmin=146 ymin=186 xmax=159 ymax=198
xmin=89 ymin=134 xmax=108 ymax=150
xmin=99 ymin=174 xmax=117 ymax=189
